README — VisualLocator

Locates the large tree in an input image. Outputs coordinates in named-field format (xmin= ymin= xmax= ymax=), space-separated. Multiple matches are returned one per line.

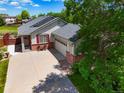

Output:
xmin=38 ymin=13 xmax=45 ymax=17
xmin=17 ymin=14 xmax=22 ymax=21
xmin=21 ymin=10 xmax=30 ymax=19
xmin=64 ymin=0 xmax=124 ymax=93
xmin=31 ymin=15 xmax=37 ymax=19
xmin=0 ymin=16 xmax=5 ymax=26
xmin=47 ymin=10 xmax=67 ymax=21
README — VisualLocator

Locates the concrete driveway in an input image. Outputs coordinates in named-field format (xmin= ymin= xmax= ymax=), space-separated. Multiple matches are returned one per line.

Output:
xmin=4 ymin=50 xmax=78 ymax=93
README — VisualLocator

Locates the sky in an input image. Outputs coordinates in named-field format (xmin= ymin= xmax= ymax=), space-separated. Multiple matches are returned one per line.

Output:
xmin=0 ymin=0 xmax=65 ymax=16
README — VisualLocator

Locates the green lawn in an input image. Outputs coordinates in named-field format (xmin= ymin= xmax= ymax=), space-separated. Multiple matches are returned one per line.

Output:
xmin=0 ymin=25 xmax=18 ymax=35
xmin=0 ymin=60 xmax=9 ymax=93
xmin=68 ymin=72 xmax=95 ymax=93
xmin=0 ymin=47 xmax=7 ymax=52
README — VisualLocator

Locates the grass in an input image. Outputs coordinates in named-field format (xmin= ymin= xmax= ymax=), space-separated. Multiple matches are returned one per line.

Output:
xmin=0 ymin=25 xmax=18 ymax=35
xmin=0 ymin=59 xmax=9 ymax=93
xmin=68 ymin=72 xmax=94 ymax=93
xmin=0 ymin=47 xmax=7 ymax=52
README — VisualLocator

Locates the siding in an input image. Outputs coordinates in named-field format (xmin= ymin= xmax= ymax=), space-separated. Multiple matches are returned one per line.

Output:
xmin=53 ymin=35 xmax=68 ymax=45
xmin=31 ymin=33 xmax=36 ymax=44
xmin=43 ymin=25 xmax=60 ymax=41
xmin=67 ymin=41 xmax=75 ymax=55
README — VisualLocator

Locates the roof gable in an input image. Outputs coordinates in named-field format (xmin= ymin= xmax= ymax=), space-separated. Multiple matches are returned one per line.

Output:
xmin=52 ymin=24 xmax=80 ymax=41
xmin=18 ymin=16 xmax=57 ymax=35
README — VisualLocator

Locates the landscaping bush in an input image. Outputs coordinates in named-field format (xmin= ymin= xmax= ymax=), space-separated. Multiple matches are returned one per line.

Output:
xmin=68 ymin=71 xmax=95 ymax=93
xmin=0 ymin=16 xmax=5 ymax=26
xmin=71 ymin=62 xmax=79 ymax=73
xmin=65 ymin=0 xmax=124 ymax=92
xmin=0 ymin=52 xmax=2 ymax=61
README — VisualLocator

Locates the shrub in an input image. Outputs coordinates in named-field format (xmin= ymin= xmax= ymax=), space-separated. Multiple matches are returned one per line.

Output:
xmin=0 ymin=16 xmax=5 ymax=26
xmin=71 ymin=62 xmax=79 ymax=73
xmin=0 ymin=52 xmax=3 ymax=60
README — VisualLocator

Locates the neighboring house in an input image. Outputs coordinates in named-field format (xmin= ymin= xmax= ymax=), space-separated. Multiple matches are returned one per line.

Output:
xmin=0 ymin=14 xmax=8 ymax=17
xmin=22 ymin=18 xmax=32 ymax=24
xmin=3 ymin=16 xmax=17 ymax=25
xmin=18 ymin=16 xmax=83 ymax=63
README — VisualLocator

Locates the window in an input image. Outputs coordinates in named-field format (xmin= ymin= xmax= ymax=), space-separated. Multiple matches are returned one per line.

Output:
xmin=39 ymin=35 xmax=48 ymax=44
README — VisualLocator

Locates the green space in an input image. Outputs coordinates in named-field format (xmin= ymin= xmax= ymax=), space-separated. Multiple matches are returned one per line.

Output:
xmin=0 ymin=47 xmax=7 ymax=52
xmin=64 ymin=0 xmax=124 ymax=92
xmin=0 ymin=59 xmax=8 ymax=93
xmin=0 ymin=46 xmax=8 ymax=93
xmin=68 ymin=72 xmax=94 ymax=93
xmin=0 ymin=25 xmax=18 ymax=35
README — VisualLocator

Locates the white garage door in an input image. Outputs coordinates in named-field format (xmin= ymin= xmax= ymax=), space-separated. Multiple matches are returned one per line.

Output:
xmin=55 ymin=40 xmax=67 ymax=56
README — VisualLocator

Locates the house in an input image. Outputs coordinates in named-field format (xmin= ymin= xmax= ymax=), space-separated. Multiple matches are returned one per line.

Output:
xmin=3 ymin=16 xmax=17 ymax=25
xmin=21 ymin=18 xmax=32 ymax=24
xmin=0 ymin=14 xmax=8 ymax=17
xmin=18 ymin=16 xmax=83 ymax=64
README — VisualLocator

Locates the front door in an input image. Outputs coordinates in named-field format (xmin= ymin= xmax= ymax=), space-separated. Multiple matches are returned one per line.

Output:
xmin=24 ymin=36 xmax=31 ymax=50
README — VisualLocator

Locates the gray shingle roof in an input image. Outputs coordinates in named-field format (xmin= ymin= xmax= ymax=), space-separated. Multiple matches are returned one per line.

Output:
xmin=52 ymin=24 xmax=80 ymax=41
xmin=18 ymin=16 xmax=80 ymax=42
xmin=18 ymin=16 xmax=56 ymax=35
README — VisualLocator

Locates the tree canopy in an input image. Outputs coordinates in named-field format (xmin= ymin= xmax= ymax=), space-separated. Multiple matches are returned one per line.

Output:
xmin=64 ymin=0 xmax=124 ymax=92
xmin=31 ymin=15 xmax=37 ymax=19
xmin=47 ymin=11 xmax=67 ymax=21
xmin=21 ymin=10 xmax=30 ymax=19
xmin=17 ymin=14 xmax=22 ymax=21
xmin=38 ymin=13 xmax=45 ymax=17
xmin=0 ymin=16 xmax=5 ymax=26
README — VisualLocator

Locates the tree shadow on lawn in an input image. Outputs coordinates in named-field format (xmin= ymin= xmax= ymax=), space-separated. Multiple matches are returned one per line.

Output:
xmin=32 ymin=73 xmax=78 ymax=93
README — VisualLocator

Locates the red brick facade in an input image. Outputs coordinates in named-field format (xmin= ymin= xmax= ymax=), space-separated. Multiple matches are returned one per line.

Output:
xmin=31 ymin=43 xmax=49 ymax=51
xmin=66 ymin=51 xmax=84 ymax=64
xmin=31 ymin=34 xmax=54 ymax=51
xmin=31 ymin=42 xmax=54 ymax=51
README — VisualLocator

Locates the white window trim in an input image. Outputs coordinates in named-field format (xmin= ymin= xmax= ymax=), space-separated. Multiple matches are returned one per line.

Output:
xmin=39 ymin=34 xmax=48 ymax=44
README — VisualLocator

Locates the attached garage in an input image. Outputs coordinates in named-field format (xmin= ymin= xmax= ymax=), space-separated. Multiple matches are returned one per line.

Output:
xmin=55 ymin=40 xmax=67 ymax=56
xmin=53 ymin=24 xmax=80 ymax=57
xmin=52 ymin=23 xmax=82 ymax=63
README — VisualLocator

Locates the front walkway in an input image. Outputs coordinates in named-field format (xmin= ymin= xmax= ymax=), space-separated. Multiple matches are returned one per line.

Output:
xmin=4 ymin=50 xmax=78 ymax=93
xmin=7 ymin=45 xmax=20 ymax=56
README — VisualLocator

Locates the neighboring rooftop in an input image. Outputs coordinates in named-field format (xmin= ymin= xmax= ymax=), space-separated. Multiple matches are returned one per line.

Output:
xmin=0 ymin=14 xmax=9 ymax=17
xmin=52 ymin=23 xmax=80 ymax=41
xmin=3 ymin=16 xmax=16 ymax=18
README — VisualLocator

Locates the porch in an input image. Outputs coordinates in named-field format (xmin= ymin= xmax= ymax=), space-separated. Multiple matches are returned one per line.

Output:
xmin=21 ymin=35 xmax=31 ymax=52
xmin=20 ymin=34 xmax=50 ymax=52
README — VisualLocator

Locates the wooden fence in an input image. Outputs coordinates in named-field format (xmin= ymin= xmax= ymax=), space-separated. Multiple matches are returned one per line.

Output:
xmin=0 ymin=39 xmax=4 ymax=47
xmin=0 ymin=33 xmax=21 ymax=47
